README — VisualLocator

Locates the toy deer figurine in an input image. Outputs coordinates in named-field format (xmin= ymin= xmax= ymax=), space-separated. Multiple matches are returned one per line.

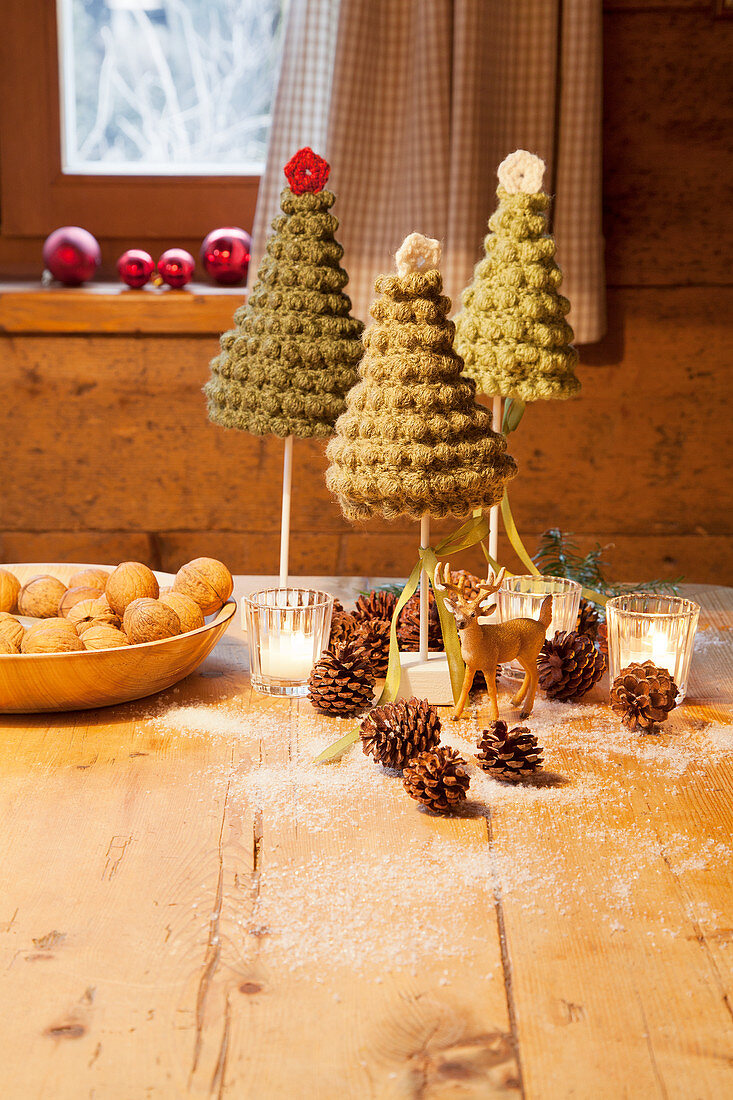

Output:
xmin=434 ymin=563 xmax=553 ymax=722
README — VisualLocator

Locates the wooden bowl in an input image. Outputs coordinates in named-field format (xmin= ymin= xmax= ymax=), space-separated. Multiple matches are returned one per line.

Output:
xmin=0 ymin=563 xmax=236 ymax=713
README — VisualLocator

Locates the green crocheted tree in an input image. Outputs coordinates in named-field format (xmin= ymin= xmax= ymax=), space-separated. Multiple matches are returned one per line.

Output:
xmin=204 ymin=148 xmax=363 ymax=438
xmin=454 ymin=150 xmax=580 ymax=402
xmin=326 ymin=233 xmax=517 ymax=522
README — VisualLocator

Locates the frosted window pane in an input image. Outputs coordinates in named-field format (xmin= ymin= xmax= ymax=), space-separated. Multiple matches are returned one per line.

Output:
xmin=58 ymin=0 xmax=287 ymax=175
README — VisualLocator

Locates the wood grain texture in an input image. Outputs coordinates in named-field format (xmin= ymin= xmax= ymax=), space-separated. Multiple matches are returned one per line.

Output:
xmin=0 ymin=285 xmax=729 ymax=584
xmin=0 ymin=578 xmax=731 ymax=1098
xmin=604 ymin=8 xmax=733 ymax=285
xmin=0 ymin=284 xmax=244 ymax=335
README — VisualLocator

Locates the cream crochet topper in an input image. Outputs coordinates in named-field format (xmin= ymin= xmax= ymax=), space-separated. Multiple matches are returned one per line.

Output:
xmin=325 ymin=233 xmax=517 ymax=522
xmin=454 ymin=149 xmax=581 ymax=402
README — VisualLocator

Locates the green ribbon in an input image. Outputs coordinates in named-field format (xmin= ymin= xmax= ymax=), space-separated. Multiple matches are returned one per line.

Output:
xmin=314 ymin=513 xmax=489 ymax=764
xmin=378 ymin=560 xmax=422 ymax=706
xmin=500 ymin=489 xmax=608 ymax=608
xmin=502 ymin=398 xmax=526 ymax=434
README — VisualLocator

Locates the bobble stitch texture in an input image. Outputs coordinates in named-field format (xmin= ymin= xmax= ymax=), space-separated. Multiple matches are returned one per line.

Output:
xmin=454 ymin=150 xmax=581 ymax=402
xmin=325 ymin=234 xmax=517 ymax=521
xmin=205 ymin=154 xmax=363 ymax=439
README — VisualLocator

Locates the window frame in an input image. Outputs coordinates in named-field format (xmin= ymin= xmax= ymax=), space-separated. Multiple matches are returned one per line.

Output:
xmin=0 ymin=0 xmax=260 ymax=274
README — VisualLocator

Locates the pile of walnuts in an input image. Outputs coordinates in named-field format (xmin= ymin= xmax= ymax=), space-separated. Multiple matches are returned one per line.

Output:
xmin=0 ymin=557 xmax=233 ymax=654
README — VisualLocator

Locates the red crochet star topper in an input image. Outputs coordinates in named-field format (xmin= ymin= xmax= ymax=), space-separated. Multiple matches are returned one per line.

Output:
xmin=284 ymin=147 xmax=331 ymax=195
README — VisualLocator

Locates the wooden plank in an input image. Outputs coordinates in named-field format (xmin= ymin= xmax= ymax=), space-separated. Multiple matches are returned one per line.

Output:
xmin=0 ymin=284 xmax=244 ymax=335
xmin=0 ymin=579 xmax=731 ymax=1096
xmin=468 ymin=584 xmax=733 ymax=1098
xmin=0 ymin=633 xmax=252 ymax=1099
xmin=0 ymin=286 xmax=731 ymax=585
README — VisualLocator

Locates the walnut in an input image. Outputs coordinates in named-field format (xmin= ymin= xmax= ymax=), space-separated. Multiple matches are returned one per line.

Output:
xmin=17 ymin=575 xmax=68 ymax=618
xmin=123 ymin=598 xmax=181 ymax=644
xmin=67 ymin=598 xmax=121 ymax=634
xmin=59 ymin=585 xmax=104 ymax=617
xmin=21 ymin=619 xmax=84 ymax=653
xmin=105 ymin=562 xmax=159 ymax=616
xmin=0 ymin=612 xmax=24 ymax=652
xmin=159 ymin=591 xmax=205 ymax=634
xmin=82 ymin=624 xmax=130 ymax=650
xmin=69 ymin=567 xmax=111 ymax=589
xmin=172 ymin=557 xmax=233 ymax=616
xmin=0 ymin=569 xmax=21 ymax=614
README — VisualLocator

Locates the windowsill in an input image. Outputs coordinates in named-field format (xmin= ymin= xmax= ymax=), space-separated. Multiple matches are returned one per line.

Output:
xmin=0 ymin=281 xmax=246 ymax=335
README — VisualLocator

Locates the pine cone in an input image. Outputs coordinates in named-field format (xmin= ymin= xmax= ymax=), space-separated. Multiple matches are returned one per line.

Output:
xmin=610 ymin=661 xmax=679 ymax=732
xmin=353 ymin=589 xmax=398 ymax=624
xmin=403 ymin=747 xmax=470 ymax=813
xmin=452 ymin=569 xmax=483 ymax=602
xmin=354 ymin=617 xmax=391 ymax=677
xmin=360 ymin=696 xmax=441 ymax=769
xmin=328 ymin=610 xmax=359 ymax=649
xmin=477 ymin=720 xmax=543 ymax=782
xmin=597 ymin=621 xmax=608 ymax=656
xmin=538 ymin=630 xmax=605 ymax=701
xmin=308 ymin=640 xmax=376 ymax=716
xmin=398 ymin=591 xmax=443 ymax=652
xmin=576 ymin=597 xmax=600 ymax=642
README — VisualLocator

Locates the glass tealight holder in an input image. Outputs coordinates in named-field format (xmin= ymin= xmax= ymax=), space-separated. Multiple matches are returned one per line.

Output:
xmin=242 ymin=588 xmax=333 ymax=697
xmin=496 ymin=575 xmax=582 ymax=678
xmin=606 ymin=594 xmax=699 ymax=703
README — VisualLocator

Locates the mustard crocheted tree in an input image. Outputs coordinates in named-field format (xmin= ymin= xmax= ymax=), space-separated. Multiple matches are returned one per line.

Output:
xmin=205 ymin=147 xmax=363 ymax=438
xmin=326 ymin=233 xmax=517 ymax=521
xmin=454 ymin=150 xmax=580 ymax=402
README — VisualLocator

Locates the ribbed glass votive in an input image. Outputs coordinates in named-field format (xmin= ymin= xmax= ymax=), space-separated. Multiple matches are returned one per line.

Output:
xmin=242 ymin=588 xmax=333 ymax=697
xmin=496 ymin=575 xmax=582 ymax=677
xmin=606 ymin=594 xmax=699 ymax=703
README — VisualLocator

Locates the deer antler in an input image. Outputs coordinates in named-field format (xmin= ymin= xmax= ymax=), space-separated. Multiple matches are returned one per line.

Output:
xmin=476 ymin=565 xmax=506 ymax=596
xmin=434 ymin=561 xmax=469 ymax=604
xmin=470 ymin=566 xmax=506 ymax=610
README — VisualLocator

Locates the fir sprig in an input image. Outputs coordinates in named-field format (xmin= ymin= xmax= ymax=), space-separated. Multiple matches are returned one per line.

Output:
xmin=359 ymin=583 xmax=404 ymax=598
xmin=533 ymin=529 xmax=682 ymax=605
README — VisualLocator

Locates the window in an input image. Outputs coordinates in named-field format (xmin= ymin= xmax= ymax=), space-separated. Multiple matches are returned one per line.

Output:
xmin=0 ymin=0 xmax=287 ymax=277
xmin=58 ymin=0 xmax=285 ymax=176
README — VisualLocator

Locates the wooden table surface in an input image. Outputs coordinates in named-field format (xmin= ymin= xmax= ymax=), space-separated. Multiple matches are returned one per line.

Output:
xmin=1 ymin=577 xmax=732 ymax=1100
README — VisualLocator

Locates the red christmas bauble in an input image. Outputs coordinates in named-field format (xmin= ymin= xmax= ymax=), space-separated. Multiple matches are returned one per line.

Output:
xmin=117 ymin=249 xmax=154 ymax=289
xmin=200 ymin=227 xmax=251 ymax=286
xmin=42 ymin=226 xmax=101 ymax=286
xmin=157 ymin=248 xmax=195 ymax=289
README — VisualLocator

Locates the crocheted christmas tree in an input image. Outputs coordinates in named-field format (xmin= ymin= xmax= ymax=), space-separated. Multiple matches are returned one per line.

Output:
xmin=204 ymin=148 xmax=363 ymax=438
xmin=326 ymin=233 xmax=517 ymax=521
xmin=454 ymin=150 xmax=581 ymax=402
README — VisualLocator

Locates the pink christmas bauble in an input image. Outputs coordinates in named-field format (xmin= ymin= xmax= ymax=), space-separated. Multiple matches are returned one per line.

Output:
xmin=42 ymin=226 xmax=101 ymax=286
xmin=200 ymin=227 xmax=251 ymax=286
xmin=117 ymin=249 xmax=154 ymax=289
xmin=157 ymin=248 xmax=195 ymax=289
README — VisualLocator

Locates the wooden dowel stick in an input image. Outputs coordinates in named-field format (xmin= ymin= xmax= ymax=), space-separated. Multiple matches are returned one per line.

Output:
xmin=489 ymin=395 xmax=503 ymax=562
xmin=279 ymin=435 xmax=293 ymax=588
xmin=420 ymin=513 xmax=430 ymax=662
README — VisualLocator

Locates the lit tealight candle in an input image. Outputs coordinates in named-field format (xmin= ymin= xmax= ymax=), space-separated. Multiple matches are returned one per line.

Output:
xmin=651 ymin=629 xmax=676 ymax=674
xmin=624 ymin=630 xmax=677 ymax=676
xmin=260 ymin=628 xmax=314 ymax=682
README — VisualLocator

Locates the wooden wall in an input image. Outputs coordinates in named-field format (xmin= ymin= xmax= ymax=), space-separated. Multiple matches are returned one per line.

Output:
xmin=0 ymin=1 xmax=731 ymax=585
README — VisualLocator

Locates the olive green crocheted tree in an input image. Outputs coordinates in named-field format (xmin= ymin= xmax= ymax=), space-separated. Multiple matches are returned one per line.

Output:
xmin=454 ymin=150 xmax=580 ymax=402
xmin=326 ymin=233 xmax=517 ymax=521
xmin=205 ymin=147 xmax=363 ymax=438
